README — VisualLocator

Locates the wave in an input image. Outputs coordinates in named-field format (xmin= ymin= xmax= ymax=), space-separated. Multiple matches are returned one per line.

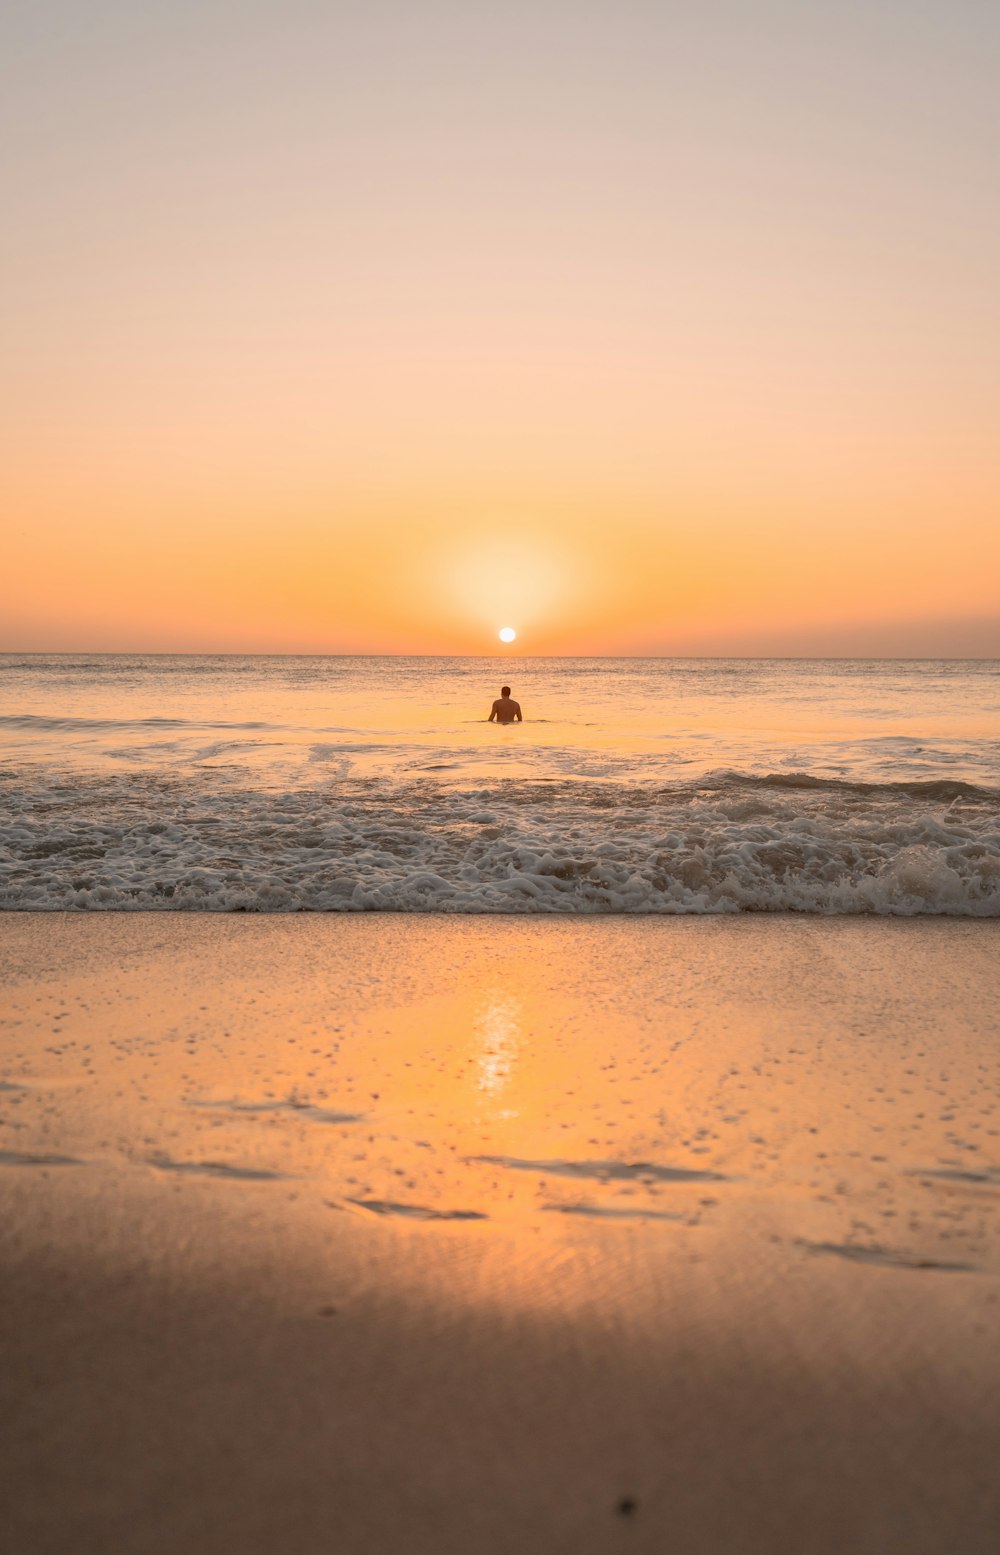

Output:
xmin=0 ymin=660 xmax=112 ymax=672
xmin=1 ymin=771 xmax=998 ymax=916
xmin=704 ymin=770 xmax=1000 ymax=802
xmin=0 ymin=714 xmax=282 ymax=733
xmin=0 ymin=657 xmax=270 ymax=674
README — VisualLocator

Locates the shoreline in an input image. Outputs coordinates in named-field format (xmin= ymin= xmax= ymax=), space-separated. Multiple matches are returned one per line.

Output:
xmin=3 ymin=914 xmax=1000 ymax=1553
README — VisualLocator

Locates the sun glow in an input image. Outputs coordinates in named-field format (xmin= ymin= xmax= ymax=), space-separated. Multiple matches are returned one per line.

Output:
xmin=3 ymin=7 xmax=998 ymax=658
xmin=498 ymin=626 xmax=516 ymax=643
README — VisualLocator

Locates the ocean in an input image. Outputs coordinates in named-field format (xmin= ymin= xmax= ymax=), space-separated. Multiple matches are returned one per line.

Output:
xmin=1 ymin=654 xmax=998 ymax=914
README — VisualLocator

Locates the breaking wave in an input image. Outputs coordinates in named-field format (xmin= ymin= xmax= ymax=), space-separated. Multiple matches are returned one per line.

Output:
xmin=1 ymin=770 xmax=997 ymax=915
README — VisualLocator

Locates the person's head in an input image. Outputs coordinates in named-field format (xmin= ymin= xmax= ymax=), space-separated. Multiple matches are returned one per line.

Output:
xmin=501 ymin=686 xmax=511 ymax=697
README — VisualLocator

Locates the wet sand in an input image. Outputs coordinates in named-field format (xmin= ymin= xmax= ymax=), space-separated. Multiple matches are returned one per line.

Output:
xmin=2 ymin=914 xmax=999 ymax=1554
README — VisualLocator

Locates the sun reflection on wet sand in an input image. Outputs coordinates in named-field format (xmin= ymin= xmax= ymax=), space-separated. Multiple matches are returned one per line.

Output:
xmin=474 ymin=993 xmax=522 ymax=1100
xmin=3 ymin=916 xmax=1000 ymax=1552
xmin=3 ymin=913 xmax=998 ymax=1266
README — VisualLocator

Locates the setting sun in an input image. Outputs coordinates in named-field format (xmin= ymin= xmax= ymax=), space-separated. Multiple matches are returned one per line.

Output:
xmin=498 ymin=627 xmax=516 ymax=644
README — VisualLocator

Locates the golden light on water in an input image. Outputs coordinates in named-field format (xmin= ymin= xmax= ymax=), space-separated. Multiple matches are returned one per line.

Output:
xmin=498 ymin=627 xmax=516 ymax=644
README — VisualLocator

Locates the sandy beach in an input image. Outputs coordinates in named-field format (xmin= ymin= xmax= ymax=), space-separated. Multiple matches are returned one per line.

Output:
xmin=2 ymin=914 xmax=999 ymax=1553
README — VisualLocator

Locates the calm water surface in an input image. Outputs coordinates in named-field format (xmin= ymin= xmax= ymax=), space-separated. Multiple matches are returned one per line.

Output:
xmin=1 ymin=655 xmax=998 ymax=913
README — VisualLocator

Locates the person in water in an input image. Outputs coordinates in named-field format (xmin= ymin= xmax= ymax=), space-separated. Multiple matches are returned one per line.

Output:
xmin=489 ymin=686 xmax=522 ymax=724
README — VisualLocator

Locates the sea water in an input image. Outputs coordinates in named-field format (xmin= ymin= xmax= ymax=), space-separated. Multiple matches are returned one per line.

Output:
xmin=1 ymin=654 xmax=998 ymax=913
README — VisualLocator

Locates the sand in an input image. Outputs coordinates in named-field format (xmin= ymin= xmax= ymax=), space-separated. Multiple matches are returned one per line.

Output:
xmin=2 ymin=913 xmax=999 ymax=1554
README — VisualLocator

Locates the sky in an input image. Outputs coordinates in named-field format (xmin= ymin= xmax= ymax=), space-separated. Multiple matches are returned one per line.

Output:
xmin=2 ymin=0 xmax=998 ymax=655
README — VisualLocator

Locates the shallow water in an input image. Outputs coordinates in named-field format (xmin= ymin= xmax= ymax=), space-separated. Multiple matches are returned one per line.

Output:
xmin=1 ymin=654 xmax=998 ymax=912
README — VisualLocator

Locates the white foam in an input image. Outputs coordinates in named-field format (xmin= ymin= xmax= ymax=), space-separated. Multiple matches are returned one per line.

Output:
xmin=1 ymin=772 xmax=998 ymax=915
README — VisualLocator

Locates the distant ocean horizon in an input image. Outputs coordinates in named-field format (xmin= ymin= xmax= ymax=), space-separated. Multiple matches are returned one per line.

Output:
xmin=6 ymin=650 xmax=999 ymax=659
xmin=2 ymin=653 xmax=998 ymax=915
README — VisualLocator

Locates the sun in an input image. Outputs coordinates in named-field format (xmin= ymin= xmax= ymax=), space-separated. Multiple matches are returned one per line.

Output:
xmin=498 ymin=626 xmax=516 ymax=643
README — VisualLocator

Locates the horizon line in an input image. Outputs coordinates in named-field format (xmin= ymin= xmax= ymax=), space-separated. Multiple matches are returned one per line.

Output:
xmin=3 ymin=649 xmax=999 ymax=663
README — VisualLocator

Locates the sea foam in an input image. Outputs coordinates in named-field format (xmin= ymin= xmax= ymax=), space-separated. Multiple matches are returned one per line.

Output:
xmin=1 ymin=772 xmax=997 ymax=915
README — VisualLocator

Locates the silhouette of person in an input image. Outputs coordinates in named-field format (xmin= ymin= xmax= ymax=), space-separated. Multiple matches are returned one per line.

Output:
xmin=489 ymin=686 xmax=522 ymax=724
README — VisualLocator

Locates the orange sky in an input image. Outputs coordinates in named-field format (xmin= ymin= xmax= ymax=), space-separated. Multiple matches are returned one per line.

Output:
xmin=3 ymin=3 xmax=998 ymax=655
